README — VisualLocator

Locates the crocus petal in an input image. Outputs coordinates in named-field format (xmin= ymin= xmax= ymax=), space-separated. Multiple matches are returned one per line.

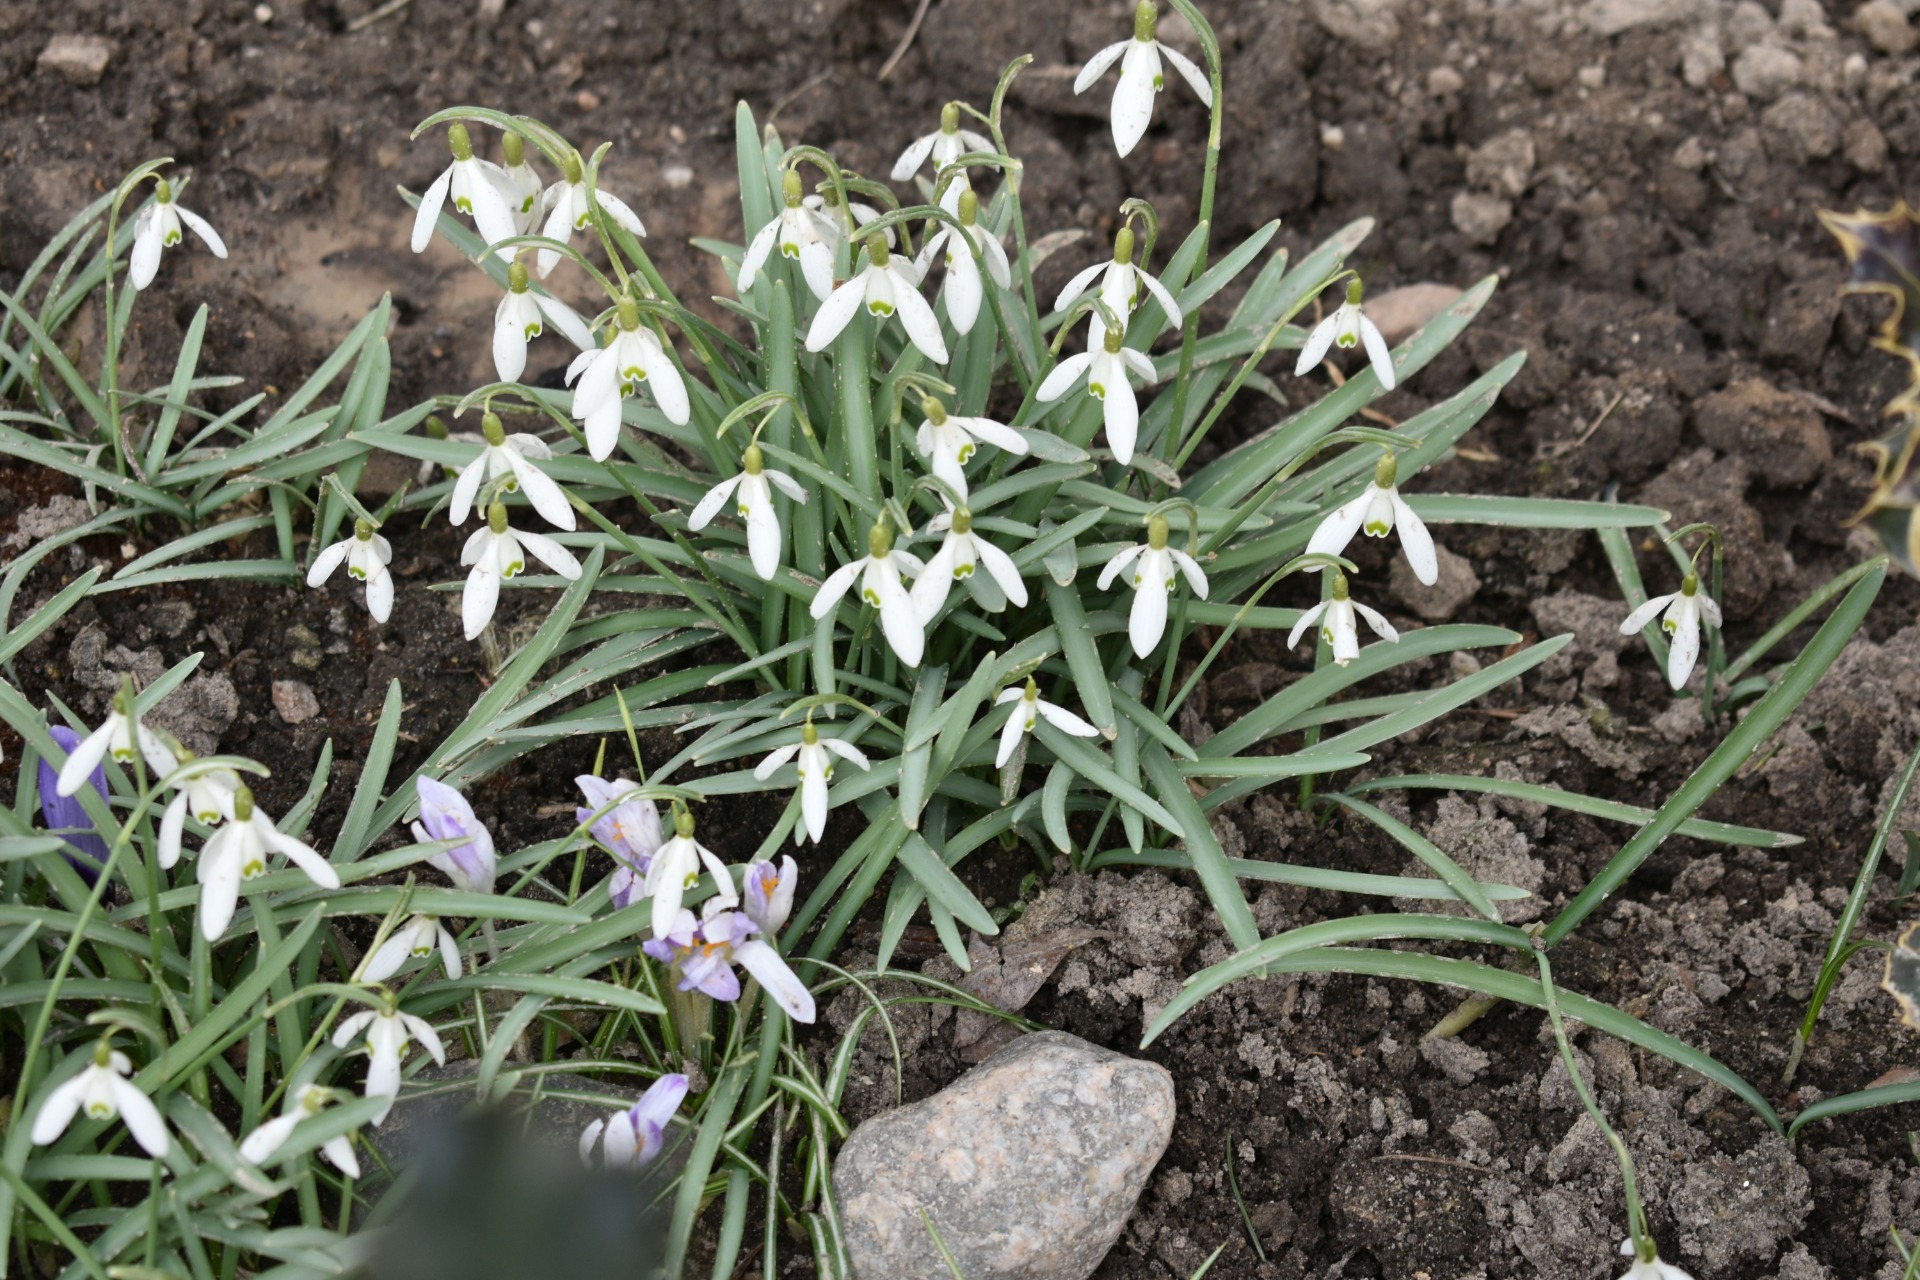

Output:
xmin=1110 ymin=42 xmax=1161 ymax=157
xmin=103 ymin=1077 xmax=168 ymax=1157
xmin=1098 ymin=543 xmax=1145 ymax=590
xmin=1073 ymin=39 xmax=1130 ymax=93
xmin=411 ymin=167 xmax=453 ymax=253
xmin=1036 ymin=351 xmax=1095 ymax=402
xmin=1128 ymin=565 xmax=1169 ymax=657
xmin=1358 ymin=315 xmax=1396 ymax=391
xmin=732 ymin=939 xmax=816 ymax=1023
xmin=1157 ymin=40 xmax=1213 ymax=104
xmin=1294 ymin=314 xmax=1340 ymax=375
xmin=1287 ymin=600 xmax=1330 ymax=650
xmin=688 ymin=473 xmax=743 ymax=532
xmin=1618 ymin=593 xmax=1675 ymax=637
xmin=805 ymin=276 xmax=869 ymax=352
xmin=891 ymin=272 xmax=950 ymax=363
xmin=603 ymin=1115 xmax=639 ymax=1167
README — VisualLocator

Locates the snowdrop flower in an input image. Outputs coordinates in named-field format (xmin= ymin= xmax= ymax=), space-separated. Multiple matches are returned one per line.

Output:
xmin=892 ymin=102 xmax=996 ymax=182
xmin=1074 ymin=0 xmax=1213 ymax=158
xmin=810 ymin=522 xmax=927 ymax=668
xmin=537 ymin=149 xmax=647 ymax=279
xmin=331 ymin=1002 xmax=445 ymax=1126
xmin=575 ymin=774 xmax=662 ymax=910
xmin=994 ymin=677 xmax=1101 ymax=769
xmin=1296 ymin=278 xmax=1396 ymax=390
xmin=492 ymin=261 xmax=595 ymax=386
xmin=1618 ymin=1239 xmax=1694 ymax=1280
xmin=240 ymin=1084 xmax=362 ymax=1178
xmin=1304 ymin=452 xmax=1436 ymax=587
xmin=742 ymin=855 xmax=798 ymax=935
xmin=579 ymin=1074 xmax=688 ymax=1170
xmin=497 ymin=132 xmax=543 ymax=235
xmin=806 ymin=186 xmax=891 ymax=246
xmin=754 ymin=721 xmax=870 ymax=845
xmin=913 ymin=187 xmax=1012 ymax=336
xmin=644 ymin=900 xmax=816 ymax=1022
xmin=1098 ymin=514 xmax=1209 ymax=658
xmin=410 ymin=777 xmax=497 ymax=895
xmin=38 ymin=726 xmax=110 ymax=883
xmin=197 ymin=786 xmax=341 ymax=941
xmin=1035 ymin=321 xmax=1158 ymax=465
xmin=31 ymin=1040 xmax=169 ymax=1157
xmin=156 ymin=750 xmax=241 ymax=871
xmin=910 ymin=505 xmax=1028 ymax=620
xmin=359 ymin=914 xmax=461 ymax=984
xmin=411 ymin=123 xmax=518 ymax=256
xmin=1618 ymin=572 xmax=1721 ymax=692
xmin=129 ymin=175 xmax=227 ymax=291
xmin=1054 ymin=224 xmax=1183 ymax=346
xmin=450 ymin=412 xmax=576 ymax=531
xmin=643 ymin=808 xmax=739 ymax=942
xmin=806 ymin=236 xmax=948 ymax=364
xmin=1287 ymin=572 xmax=1399 ymax=666
xmin=307 ymin=519 xmax=396 ymax=623
xmin=738 ymin=170 xmax=840 ymax=301
xmin=915 ymin=397 xmax=1027 ymax=499
xmin=460 ymin=502 xmax=585 ymax=640
xmin=687 ymin=443 xmax=809 ymax=581
xmin=56 ymin=690 xmax=174 ymax=797
xmin=567 ymin=297 xmax=691 ymax=461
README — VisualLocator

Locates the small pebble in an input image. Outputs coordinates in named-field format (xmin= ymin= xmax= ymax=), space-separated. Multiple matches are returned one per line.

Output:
xmin=271 ymin=680 xmax=320 ymax=726
xmin=575 ymin=89 xmax=601 ymax=111
xmin=1427 ymin=65 xmax=1466 ymax=95
xmin=661 ymin=164 xmax=694 ymax=189
xmin=37 ymin=34 xmax=115 ymax=86
xmin=1320 ymin=122 xmax=1347 ymax=150
xmin=254 ymin=4 xmax=273 ymax=23
xmin=1855 ymin=0 xmax=1918 ymax=54
xmin=1577 ymin=63 xmax=1607 ymax=88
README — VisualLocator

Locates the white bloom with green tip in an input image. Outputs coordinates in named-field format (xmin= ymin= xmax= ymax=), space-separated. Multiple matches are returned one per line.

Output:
xmin=1073 ymin=0 xmax=1213 ymax=158
xmin=130 ymin=175 xmax=227 ymax=291
xmin=1054 ymin=224 xmax=1183 ymax=345
xmin=1618 ymin=573 xmax=1721 ymax=691
xmin=643 ymin=808 xmax=739 ymax=941
xmin=31 ymin=1041 xmax=169 ymax=1157
xmin=1288 ymin=572 xmax=1399 ymax=666
xmin=1305 ymin=452 xmax=1437 ymax=586
xmin=492 ymin=261 xmax=595 ymax=384
xmin=566 ymin=297 xmax=692 ymax=460
xmin=910 ymin=506 xmax=1028 ymax=620
xmin=308 ymin=520 xmax=397 ymax=622
xmin=1098 ymin=515 xmax=1209 ymax=657
xmin=450 ymin=412 xmax=575 ymax=532
xmin=198 ymin=786 xmax=342 ymax=942
xmin=806 ymin=237 xmax=948 ymax=364
xmin=460 ymin=502 xmax=584 ymax=640
xmin=412 ymin=123 xmax=519 ymax=256
xmin=738 ymin=170 xmax=840 ymax=301
xmin=1618 ymin=1239 xmax=1694 ymax=1280
xmin=892 ymin=102 xmax=996 ymax=181
xmin=810 ymin=523 xmax=928 ymax=668
xmin=331 ymin=1003 xmax=445 ymax=1126
xmin=913 ymin=187 xmax=1012 ymax=336
xmin=537 ymin=148 xmax=647 ymax=278
xmin=55 ymin=694 xmax=176 ymax=798
xmin=915 ymin=397 xmax=1027 ymax=499
xmin=995 ymin=678 xmax=1101 ymax=769
xmin=687 ymin=443 xmax=808 ymax=581
xmin=754 ymin=721 xmax=871 ymax=845
xmin=239 ymin=1084 xmax=362 ymax=1177
xmin=1296 ymin=278 xmax=1396 ymax=390
xmin=359 ymin=914 xmax=462 ymax=984
xmin=1036 ymin=320 xmax=1158 ymax=465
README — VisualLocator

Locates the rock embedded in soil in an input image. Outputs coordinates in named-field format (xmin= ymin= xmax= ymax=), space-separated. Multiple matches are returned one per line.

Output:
xmin=1389 ymin=542 xmax=1479 ymax=621
xmin=1450 ymin=191 xmax=1513 ymax=245
xmin=1692 ymin=377 xmax=1832 ymax=487
xmin=1732 ymin=43 xmax=1805 ymax=99
xmin=833 ymin=1030 xmax=1174 ymax=1280
xmin=270 ymin=679 xmax=320 ymax=725
xmin=1366 ymin=283 xmax=1463 ymax=346
xmin=1855 ymin=0 xmax=1918 ymax=54
xmin=37 ymin=35 xmax=115 ymax=86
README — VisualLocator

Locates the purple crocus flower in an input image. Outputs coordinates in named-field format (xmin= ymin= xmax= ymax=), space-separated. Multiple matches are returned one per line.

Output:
xmin=573 ymin=775 xmax=663 ymax=909
xmin=410 ymin=777 xmax=496 ymax=894
xmin=642 ymin=903 xmax=816 ymax=1023
xmin=742 ymin=856 xmax=797 ymax=935
xmin=578 ymin=1073 xmax=689 ymax=1169
xmin=38 ymin=726 xmax=108 ymax=884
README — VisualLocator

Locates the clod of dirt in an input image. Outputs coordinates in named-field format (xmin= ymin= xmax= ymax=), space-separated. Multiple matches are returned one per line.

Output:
xmin=1668 ymin=1134 xmax=1813 ymax=1273
xmin=1451 ymin=191 xmax=1514 ymax=245
xmin=1465 ymin=128 xmax=1536 ymax=199
xmin=271 ymin=679 xmax=320 ymax=726
xmin=1531 ymin=591 xmax=1634 ymax=690
xmin=1692 ymin=378 xmax=1833 ymax=488
xmin=1403 ymin=793 xmax=1547 ymax=922
xmin=2 ymin=494 xmax=90 ymax=551
xmin=956 ymin=926 xmax=1112 ymax=1063
xmin=1308 ymin=0 xmax=1401 ymax=52
xmin=150 ymin=674 xmax=240 ymax=757
xmin=1853 ymin=0 xmax=1918 ymax=55
xmin=1391 ymin=541 xmax=1480 ymax=621
xmin=1330 ymin=1153 xmax=1480 ymax=1271
xmin=833 ymin=1031 xmax=1174 ymax=1280
xmin=36 ymin=35 xmax=115 ymax=86
xmin=1732 ymin=43 xmax=1806 ymax=99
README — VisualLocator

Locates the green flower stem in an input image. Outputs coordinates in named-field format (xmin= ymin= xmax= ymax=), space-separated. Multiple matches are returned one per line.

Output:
xmin=1160 ymin=0 xmax=1226 ymax=469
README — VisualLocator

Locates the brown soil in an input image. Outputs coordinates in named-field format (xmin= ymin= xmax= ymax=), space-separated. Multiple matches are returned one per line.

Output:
xmin=6 ymin=0 xmax=1920 ymax=1276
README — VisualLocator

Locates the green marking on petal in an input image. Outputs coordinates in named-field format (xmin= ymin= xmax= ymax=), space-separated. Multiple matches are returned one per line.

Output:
xmin=1089 ymin=381 xmax=1107 ymax=400
xmin=163 ymin=230 xmax=183 ymax=247
xmin=1363 ymin=519 xmax=1391 ymax=537
xmin=505 ymin=558 xmax=525 ymax=578
xmin=348 ymin=565 xmax=368 ymax=581
xmin=955 ymin=563 xmax=974 ymax=579
xmin=861 ymin=587 xmax=882 ymax=606
xmin=455 ymin=197 xmax=474 ymax=214
xmin=868 ymin=301 xmax=894 ymax=317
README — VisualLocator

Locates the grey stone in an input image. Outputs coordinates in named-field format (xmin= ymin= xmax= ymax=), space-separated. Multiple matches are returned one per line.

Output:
xmin=1390 ymin=542 xmax=1479 ymax=621
xmin=1308 ymin=0 xmax=1400 ymax=52
xmin=271 ymin=679 xmax=320 ymax=725
xmin=1450 ymin=191 xmax=1513 ymax=245
xmin=834 ymin=1030 xmax=1174 ymax=1280
xmin=149 ymin=674 xmax=239 ymax=757
xmin=1366 ymin=283 xmax=1462 ymax=346
xmin=1856 ymin=0 xmax=1918 ymax=53
xmin=1761 ymin=92 xmax=1841 ymax=161
xmin=37 ymin=35 xmax=115 ymax=86
xmin=1680 ymin=31 xmax=1726 ymax=88
xmin=1466 ymin=130 xmax=1535 ymax=199
xmin=1732 ymin=43 xmax=1805 ymax=99
xmin=1586 ymin=0 xmax=1694 ymax=37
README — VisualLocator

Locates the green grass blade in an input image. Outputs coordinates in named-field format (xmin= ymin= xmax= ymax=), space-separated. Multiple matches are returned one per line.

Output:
xmin=1142 ymin=743 xmax=1259 ymax=951
xmin=1343 ymin=774 xmax=1800 ymax=848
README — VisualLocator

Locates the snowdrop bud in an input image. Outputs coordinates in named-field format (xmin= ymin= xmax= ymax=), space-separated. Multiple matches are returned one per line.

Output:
xmin=1114 ymin=225 xmax=1134 ymax=266
xmin=425 ymin=415 xmax=449 ymax=440
xmin=923 ymin=395 xmax=947 ymax=426
xmin=742 ymin=443 xmax=765 ymax=475
xmin=487 ymin=502 xmax=510 ymax=535
xmin=616 ymin=295 xmax=641 ymax=332
xmin=951 ymin=506 xmax=973 ymax=536
xmin=782 ymin=169 xmax=804 ymax=206
xmin=233 ymin=785 xmax=255 ymax=822
xmin=563 ymin=150 xmax=585 ymax=185
xmin=506 ymin=260 xmax=529 ymax=296
xmin=155 ymin=177 xmax=174 ymax=204
xmin=868 ymin=522 xmax=894 ymax=559
xmin=447 ymin=123 xmax=474 ymax=163
xmin=867 ymin=236 xmax=891 ymax=270
xmin=355 ymin=518 xmax=375 ymax=541
xmin=482 ymin=412 xmax=507 ymax=448
xmin=1331 ymin=571 xmax=1351 ymax=602
xmin=1375 ymin=450 xmax=1397 ymax=489
xmin=1103 ymin=324 xmax=1125 ymax=355
xmin=941 ymin=101 xmax=961 ymax=134
xmin=1146 ymin=513 xmax=1169 ymax=550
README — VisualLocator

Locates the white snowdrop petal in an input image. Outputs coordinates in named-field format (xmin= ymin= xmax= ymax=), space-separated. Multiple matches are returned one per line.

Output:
xmin=1352 ymin=600 xmax=1400 ymax=643
xmin=1305 ymin=496 xmax=1370 ymax=562
xmin=1054 ymin=261 xmax=1106 ymax=315
xmin=809 ymin=560 xmax=864 ymax=619
xmin=1036 ymin=351 xmax=1095 ymax=402
xmin=515 ymin=530 xmax=584 ymax=579
xmin=1073 ymin=40 xmax=1130 ymax=94
xmin=891 ymin=274 xmax=950 ymax=364
xmin=1287 ymin=601 xmax=1329 ymax=651
xmin=177 ymin=207 xmax=228 ymax=259
xmin=1110 ymin=43 xmax=1161 ymax=157
xmin=307 ymin=539 xmax=350 ymax=588
xmin=1618 ymin=593 xmax=1674 ymax=636
xmin=805 ymin=277 xmax=869 ymax=352
xmin=687 ymin=474 xmax=743 ymax=532
xmin=1103 ymin=373 xmax=1140 ymax=464
xmin=1294 ymin=314 xmax=1339 ymax=375
xmin=364 ymin=567 xmax=394 ymax=623
xmin=1157 ymin=40 xmax=1213 ymax=105
xmin=410 ymin=168 xmax=453 ymax=254
xmin=1098 ymin=543 xmax=1144 ymax=591
xmin=1391 ymin=494 xmax=1438 ymax=586
xmin=1128 ymin=568 xmax=1169 ymax=657
xmin=891 ymin=132 xmax=938 ymax=182
xmin=109 ymin=1078 xmax=170 ymax=1158
xmin=1359 ymin=315 xmax=1397 ymax=391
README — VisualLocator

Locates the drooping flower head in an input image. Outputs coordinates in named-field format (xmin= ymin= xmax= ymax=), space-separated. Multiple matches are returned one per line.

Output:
xmin=197 ymin=786 xmax=342 ymax=941
xmin=1286 ymin=571 xmax=1400 ymax=667
xmin=308 ymin=519 xmax=397 ymax=623
xmin=449 ymin=411 xmax=576 ymax=531
xmin=1618 ymin=1238 xmax=1694 ymax=1280
xmin=155 ymin=744 xmax=241 ymax=870
xmin=56 ymin=687 xmax=175 ymax=798
xmin=1035 ymin=318 xmax=1158 ymax=465
xmin=914 ymin=396 xmax=1028 ymax=500
xmin=332 ymin=1000 xmax=446 ymax=1126
xmin=914 ymin=187 xmax=1013 ymax=337
xmin=753 ymin=721 xmax=871 ymax=845
xmin=1296 ymin=278 xmax=1396 ymax=390
xmin=579 ymin=1073 xmax=689 ymax=1170
xmin=31 ymin=1037 xmax=170 ymax=1157
xmin=1304 ymin=451 xmax=1437 ymax=587
xmin=411 ymin=123 xmax=519 ymax=257
xmin=909 ymin=504 xmax=1029 ymax=622
xmin=497 ymin=131 xmax=543 ymax=234
xmin=804 ymin=235 xmax=949 ymax=365
xmin=360 ymin=914 xmax=462 ymax=984
xmin=574 ymin=774 xmax=664 ymax=909
xmin=643 ymin=900 xmax=816 ymax=1023
xmin=567 ymin=295 xmax=692 ymax=461
xmin=492 ymin=261 xmax=595 ymax=386
xmin=410 ymin=777 xmax=497 ymax=894
xmin=892 ymin=102 xmax=997 ymax=182
xmin=810 ymin=521 xmax=928 ymax=668
xmin=38 ymin=725 xmax=109 ymax=884
xmin=994 ymin=677 xmax=1102 ymax=770
xmin=687 ymin=443 xmax=810 ymax=582
xmin=1097 ymin=514 xmax=1210 ymax=658
xmin=130 ymin=175 xmax=228 ymax=291
xmin=1072 ymin=0 xmax=1214 ymax=158
xmin=1055 ymin=224 xmax=1183 ymax=349
xmin=642 ymin=806 xmax=738 ymax=940
xmin=538 ymin=148 xmax=647 ymax=279
xmin=239 ymin=1083 xmax=362 ymax=1178
xmin=1618 ymin=572 xmax=1722 ymax=692
xmin=738 ymin=169 xmax=839 ymax=302
xmin=459 ymin=501 xmax=585 ymax=640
